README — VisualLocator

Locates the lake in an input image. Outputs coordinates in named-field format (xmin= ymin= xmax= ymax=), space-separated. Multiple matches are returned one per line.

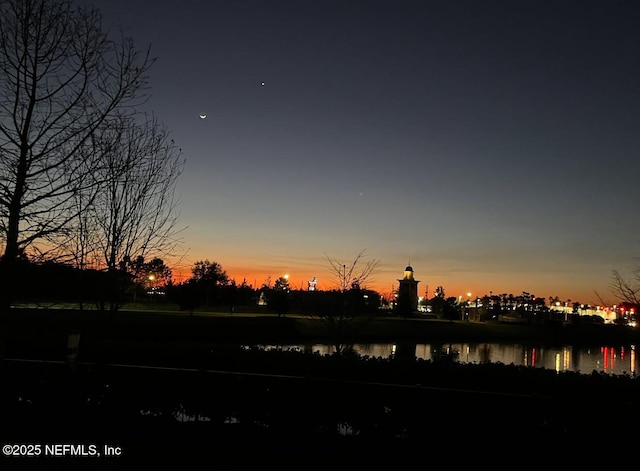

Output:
xmin=254 ymin=341 xmax=638 ymax=377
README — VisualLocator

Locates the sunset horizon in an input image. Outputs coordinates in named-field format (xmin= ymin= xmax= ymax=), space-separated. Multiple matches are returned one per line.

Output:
xmin=168 ymin=254 xmax=612 ymax=306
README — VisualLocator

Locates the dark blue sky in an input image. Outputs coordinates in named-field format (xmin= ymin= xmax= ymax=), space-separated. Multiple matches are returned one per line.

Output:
xmin=90 ymin=0 xmax=640 ymax=303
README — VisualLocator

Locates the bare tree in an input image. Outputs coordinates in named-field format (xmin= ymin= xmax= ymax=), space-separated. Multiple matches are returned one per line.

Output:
xmin=0 ymin=0 xmax=153 ymax=307
xmin=49 ymin=139 xmax=104 ymax=270
xmin=80 ymin=115 xmax=184 ymax=311
xmin=610 ymin=267 xmax=640 ymax=305
xmin=313 ymin=249 xmax=382 ymax=354
xmin=324 ymin=249 xmax=381 ymax=292
xmin=91 ymin=115 xmax=184 ymax=271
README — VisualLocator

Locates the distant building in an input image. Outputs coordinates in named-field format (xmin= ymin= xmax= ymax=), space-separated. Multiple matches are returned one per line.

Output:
xmin=396 ymin=265 xmax=420 ymax=316
xmin=308 ymin=276 xmax=317 ymax=291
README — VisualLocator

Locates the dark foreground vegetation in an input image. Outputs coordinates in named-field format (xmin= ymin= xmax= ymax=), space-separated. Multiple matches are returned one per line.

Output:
xmin=2 ymin=308 xmax=640 ymax=466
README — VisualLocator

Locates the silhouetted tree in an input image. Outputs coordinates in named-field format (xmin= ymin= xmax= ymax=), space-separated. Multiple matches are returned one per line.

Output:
xmin=219 ymin=278 xmax=257 ymax=310
xmin=429 ymin=296 xmax=461 ymax=321
xmin=139 ymin=258 xmax=172 ymax=288
xmin=273 ymin=275 xmax=290 ymax=292
xmin=610 ymin=265 xmax=640 ymax=306
xmin=267 ymin=275 xmax=290 ymax=317
xmin=78 ymin=115 xmax=184 ymax=312
xmin=122 ymin=256 xmax=172 ymax=301
xmin=231 ymin=279 xmax=258 ymax=306
xmin=0 ymin=0 xmax=153 ymax=309
xmin=191 ymin=260 xmax=227 ymax=285
xmin=189 ymin=260 xmax=229 ymax=306
xmin=310 ymin=250 xmax=382 ymax=353
xmin=90 ymin=115 xmax=184 ymax=271
xmin=324 ymin=249 xmax=381 ymax=292
xmin=166 ymin=280 xmax=201 ymax=315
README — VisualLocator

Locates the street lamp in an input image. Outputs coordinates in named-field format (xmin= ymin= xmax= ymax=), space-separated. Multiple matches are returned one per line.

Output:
xmin=148 ymin=274 xmax=156 ymax=301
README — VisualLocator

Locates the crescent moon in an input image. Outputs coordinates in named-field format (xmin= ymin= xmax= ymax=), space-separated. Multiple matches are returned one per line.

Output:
xmin=199 ymin=114 xmax=207 ymax=119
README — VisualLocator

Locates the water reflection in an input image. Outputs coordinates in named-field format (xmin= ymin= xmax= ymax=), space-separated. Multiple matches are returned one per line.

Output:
xmin=258 ymin=342 xmax=638 ymax=377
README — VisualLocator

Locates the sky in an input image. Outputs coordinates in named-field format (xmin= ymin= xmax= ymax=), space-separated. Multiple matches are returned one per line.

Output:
xmin=85 ymin=0 xmax=640 ymax=305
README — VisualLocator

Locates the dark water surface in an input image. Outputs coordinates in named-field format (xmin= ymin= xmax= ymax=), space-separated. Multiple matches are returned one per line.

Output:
xmin=256 ymin=341 xmax=638 ymax=377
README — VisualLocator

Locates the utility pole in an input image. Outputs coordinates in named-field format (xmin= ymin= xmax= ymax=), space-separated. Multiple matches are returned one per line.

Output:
xmin=342 ymin=264 xmax=346 ymax=292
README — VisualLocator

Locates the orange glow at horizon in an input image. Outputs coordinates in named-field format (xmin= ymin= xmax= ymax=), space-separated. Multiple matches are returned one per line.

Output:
xmin=167 ymin=257 xmax=603 ymax=304
xmin=171 ymin=266 xmax=394 ymax=293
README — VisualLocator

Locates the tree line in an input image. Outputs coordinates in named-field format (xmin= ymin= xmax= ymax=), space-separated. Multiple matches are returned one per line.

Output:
xmin=0 ymin=0 xmax=184 ymax=311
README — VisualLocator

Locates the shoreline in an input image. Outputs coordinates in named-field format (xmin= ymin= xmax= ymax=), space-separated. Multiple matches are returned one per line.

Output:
xmin=2 ymin=308 xmax=639 ymax=360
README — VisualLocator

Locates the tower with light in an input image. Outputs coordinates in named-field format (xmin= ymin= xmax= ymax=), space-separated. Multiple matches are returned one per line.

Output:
xmin=396 ymin=264 xmax=420 ymax=317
